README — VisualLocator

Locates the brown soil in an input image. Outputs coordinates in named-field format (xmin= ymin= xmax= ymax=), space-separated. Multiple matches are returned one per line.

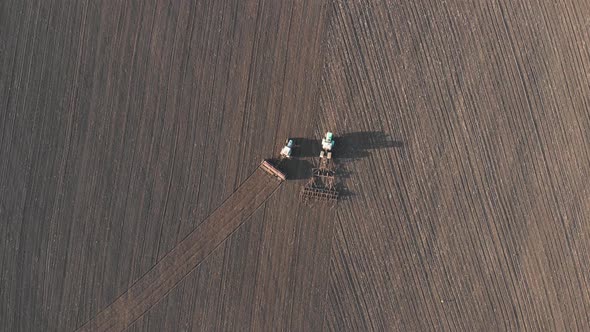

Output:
xmin=2 ymin=0 xmax=590 ymax=331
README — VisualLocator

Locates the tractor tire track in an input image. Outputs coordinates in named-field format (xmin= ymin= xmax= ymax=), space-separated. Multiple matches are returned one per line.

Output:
xmin=76 ymin=166 xmax=283 ymax=332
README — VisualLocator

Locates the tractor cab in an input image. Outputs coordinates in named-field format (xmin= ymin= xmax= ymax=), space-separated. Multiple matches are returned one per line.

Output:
xmin=280 ymin=139 xmax=294 ymax=159
xmin=322 ymin=132 xmax=334 ymax=152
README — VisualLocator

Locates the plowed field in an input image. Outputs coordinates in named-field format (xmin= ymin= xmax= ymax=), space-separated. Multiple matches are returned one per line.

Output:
xmin=2 ymin=0 xmax=590 ymax=331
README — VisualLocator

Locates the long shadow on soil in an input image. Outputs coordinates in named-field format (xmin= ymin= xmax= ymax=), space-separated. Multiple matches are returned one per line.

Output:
xmin=337 ymin=131 xmax=403 ymax=159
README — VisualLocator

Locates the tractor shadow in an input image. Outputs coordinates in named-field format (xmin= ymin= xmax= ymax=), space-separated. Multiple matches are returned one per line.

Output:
xmin=336 ymin=131 xmax=403 ymax=160
xmin=290 ymin=137 xmax=322 ymax=158
xmin=335 ymin=183 xmax=356 ymax=201
xmin=279 ymin=158 xmax=314 ymax=180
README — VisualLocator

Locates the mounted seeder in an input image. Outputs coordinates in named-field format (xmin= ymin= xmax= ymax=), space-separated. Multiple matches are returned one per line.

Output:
xmin=301 ymin=132 xmax=339 ymax=205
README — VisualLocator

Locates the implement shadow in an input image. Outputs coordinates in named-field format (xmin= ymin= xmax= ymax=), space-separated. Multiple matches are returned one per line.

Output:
xmin=333 ymin=131 xmax=403 ymax=199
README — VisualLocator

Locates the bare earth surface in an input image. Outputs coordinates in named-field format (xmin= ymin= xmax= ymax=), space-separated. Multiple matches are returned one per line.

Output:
xmin=2 ymin=0 xmax=590 ymax=331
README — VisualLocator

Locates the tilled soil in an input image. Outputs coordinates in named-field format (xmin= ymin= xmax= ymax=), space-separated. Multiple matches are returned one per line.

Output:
xmin=2 ymin=0 xmax=590 ymax=331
